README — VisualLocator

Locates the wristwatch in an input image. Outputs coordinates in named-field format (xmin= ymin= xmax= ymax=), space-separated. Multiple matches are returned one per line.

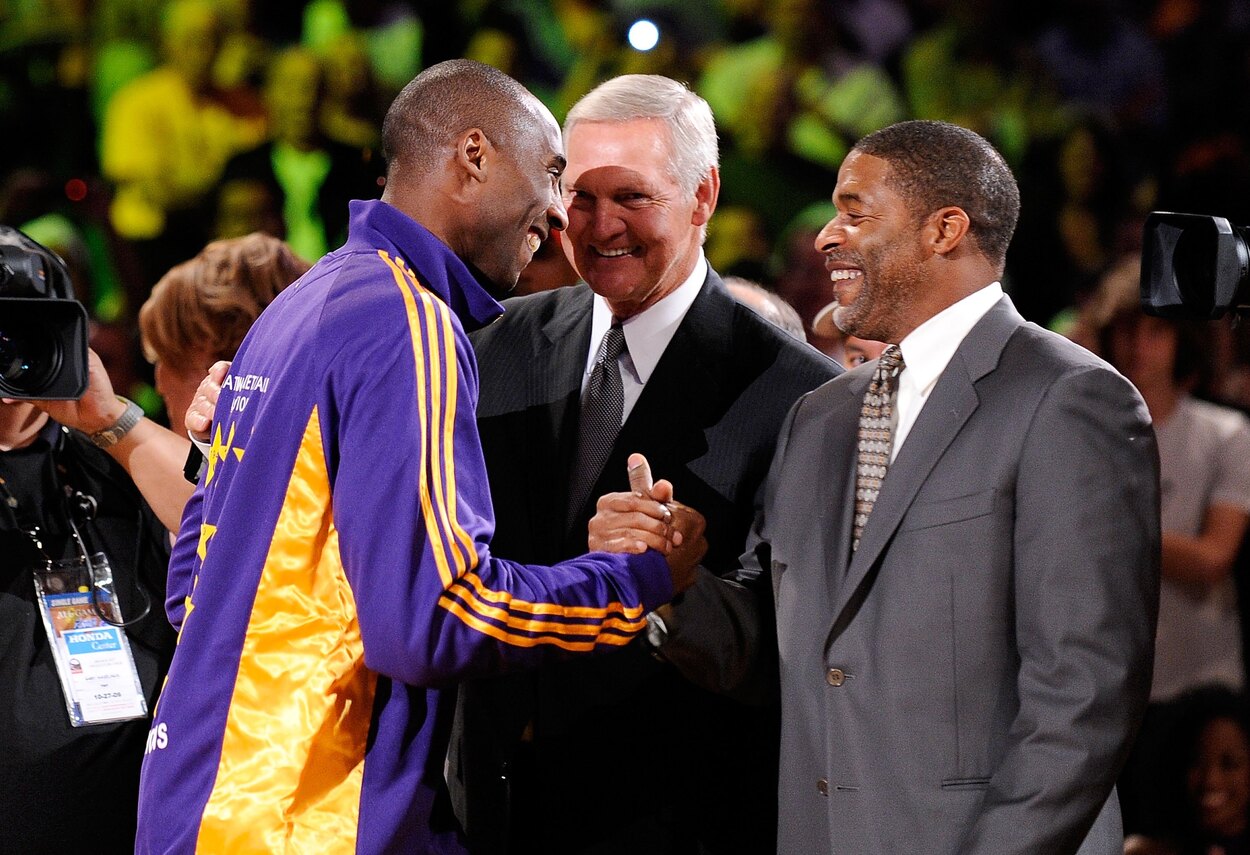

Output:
xmin=89 ymin=397 xmax=144 ymax=448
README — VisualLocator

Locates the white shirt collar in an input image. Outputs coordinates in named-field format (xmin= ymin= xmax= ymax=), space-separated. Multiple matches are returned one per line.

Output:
xmin=897 ymin=281 xmax=1003 ymax=398
xmin=586 ymin=252 xmax=707 ymax=386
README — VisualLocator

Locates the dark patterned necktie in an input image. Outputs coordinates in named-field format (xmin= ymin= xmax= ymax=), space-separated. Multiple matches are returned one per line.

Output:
xmin=853 ymin=345 xmax=904 ymax=552
xmin=568 ymin=321 xmax=628 ymax=526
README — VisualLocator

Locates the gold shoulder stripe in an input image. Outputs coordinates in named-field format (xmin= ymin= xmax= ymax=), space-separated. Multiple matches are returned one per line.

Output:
xmin=377 ymin=250 xmax=457 ymax=589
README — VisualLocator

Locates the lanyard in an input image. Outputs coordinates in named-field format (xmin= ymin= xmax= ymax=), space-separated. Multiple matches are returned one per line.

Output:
xmin=0 ymin=432 xmax=151 ymax=627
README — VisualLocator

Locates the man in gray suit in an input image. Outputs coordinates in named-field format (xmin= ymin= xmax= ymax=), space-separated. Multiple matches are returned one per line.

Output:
xmin=594 ymin=119 xmax=1161 ymax=853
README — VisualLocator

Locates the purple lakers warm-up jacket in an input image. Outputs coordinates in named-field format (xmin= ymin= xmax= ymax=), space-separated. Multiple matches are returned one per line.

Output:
xmin=136 ymin=200 xmax=673 ymax=853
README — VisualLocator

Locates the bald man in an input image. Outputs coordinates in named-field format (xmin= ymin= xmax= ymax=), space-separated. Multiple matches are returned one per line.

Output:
xmin=134 ymin=60 xmax=704 ymax=855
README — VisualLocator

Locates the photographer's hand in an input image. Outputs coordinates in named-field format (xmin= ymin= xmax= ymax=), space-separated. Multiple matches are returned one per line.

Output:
xmin=17 ymin=348 xmax=127 ymax=433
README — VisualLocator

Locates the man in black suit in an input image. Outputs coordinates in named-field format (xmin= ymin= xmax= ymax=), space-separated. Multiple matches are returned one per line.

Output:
xmin=449 ymin=75 xmax=840 ymax=853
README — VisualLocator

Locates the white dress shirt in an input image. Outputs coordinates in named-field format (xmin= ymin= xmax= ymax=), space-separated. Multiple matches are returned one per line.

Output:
xmin=582 ymin=252 xmax=708 ymax=422
xmin=891 ymin=282 xmax=1003 ymax=462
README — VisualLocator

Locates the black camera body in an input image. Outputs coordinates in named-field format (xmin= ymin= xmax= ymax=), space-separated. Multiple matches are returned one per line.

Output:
xmin=1141 ymin=212 xmax=1250 ymax=320
xmin=0 ymin=226 xmax=88 ymax=400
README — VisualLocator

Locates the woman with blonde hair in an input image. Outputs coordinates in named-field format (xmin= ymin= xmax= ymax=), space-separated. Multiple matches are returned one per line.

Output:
xmin=35 ymin=232 xmax=309 ymax=530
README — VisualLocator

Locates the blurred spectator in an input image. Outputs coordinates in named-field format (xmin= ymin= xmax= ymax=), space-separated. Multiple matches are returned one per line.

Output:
xmin=900 ymin=0 xmax=1064 ymax=168
xmin=809 ymin=294 xmax=887 ymax=367
xmin=513 ymin=229 xmax=579 ymax=297
xmin=100 ymin=0 xmax=266 ymax=290
xmin=220 ymin=47 xmax=383 ymax=260
xmin=705 ymin=203 xmax=772 ymax=282
xmin=1033 ymin=0 xmax=1168 ymax=136
xmin=725 ymin=275 xmax=806 ymax=339
xmin=301 ymin=0 xmax=423 ymax=94
xmin=313 ymin=31 xmax=387 ymax=149
xmin=1083 ymin=257 xmax=1250 ymax=704
xmin=139 ymin=232 xmax=310 ymax=429
xmin=1009 ymin=114 xmax=1157 ymax=326
xmin=770 ymin=201 xmax=839 ymax=355
xmin=700 ymin=0 xmax=904 ymax=233
xmin=1124 ymin=685 xmax=1250 ymax=854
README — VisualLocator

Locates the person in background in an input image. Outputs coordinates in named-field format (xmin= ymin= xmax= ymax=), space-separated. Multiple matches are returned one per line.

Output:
xmin=100 ymin=0 xmax=266 ymax=291
xmin=0 ymin=226 xmax=176 ymax=854
xmin=725 ymin=275 xmax=808 ymax=341
xmin=221 ymin=46 xmax=383 ymax=262
xmin=811 ymin=296 xmax=889 ymax=366
xmin=32 ymin=233 xmax=310 ymax=532
xmin=1124 ymin=685 xmax=1250 ymax=855
xmin=1080 ymin=257 xmax=1250 ymax=838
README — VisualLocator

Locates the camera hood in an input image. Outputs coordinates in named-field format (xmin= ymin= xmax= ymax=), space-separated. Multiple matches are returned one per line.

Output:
xmin=0 ymin=225 xmax=89 ymax=400
xmin=1141 ymin=211 xmax=1250 ymax=319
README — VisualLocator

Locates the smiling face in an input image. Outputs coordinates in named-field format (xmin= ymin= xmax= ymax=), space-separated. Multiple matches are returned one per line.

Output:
xmin=469 ymin=101 xmax=569 ymax=292
xmin=814 ymin=150 xmax=930 ymax=344
xmin=562 ymin=118 xmax=714 ymax=318
xmin=1188 ymin=717 xmax=1250 ymax=839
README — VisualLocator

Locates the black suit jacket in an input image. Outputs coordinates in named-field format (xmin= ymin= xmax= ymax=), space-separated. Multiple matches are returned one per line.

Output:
xmin=450 ymin=271 xmax=840 ymax=853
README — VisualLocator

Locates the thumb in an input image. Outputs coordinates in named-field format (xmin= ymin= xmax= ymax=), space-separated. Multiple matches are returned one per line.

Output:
xmin=208 ymin=361 xmax=231 ymax=384
xmin=627 ymin=453 xmax=654 ymax=496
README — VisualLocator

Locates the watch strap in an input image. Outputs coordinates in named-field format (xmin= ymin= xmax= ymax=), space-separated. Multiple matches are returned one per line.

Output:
xmin=89 ymin=397 xmax=144 ymax=448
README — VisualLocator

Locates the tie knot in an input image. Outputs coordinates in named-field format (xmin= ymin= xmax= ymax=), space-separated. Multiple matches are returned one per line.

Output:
xmin=876 ymin=344 xmax=904 ymax=377
xmin=598 ymin=322 xmax=627 ymax=364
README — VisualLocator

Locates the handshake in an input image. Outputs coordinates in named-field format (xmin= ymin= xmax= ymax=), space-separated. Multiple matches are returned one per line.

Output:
xmin=587 ymin=452 xmax=707 ymax=595
xmin=186 ymin=367 xmax=708 ymax=595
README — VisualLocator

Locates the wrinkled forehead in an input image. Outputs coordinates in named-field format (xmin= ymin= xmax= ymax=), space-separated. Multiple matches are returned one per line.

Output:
xmin=563 ymin=119 xmax=677 ymax=185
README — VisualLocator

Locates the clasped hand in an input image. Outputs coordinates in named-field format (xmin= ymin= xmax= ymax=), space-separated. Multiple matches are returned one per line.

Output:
xmin=588 ymin=453 xmax=706 ymax=594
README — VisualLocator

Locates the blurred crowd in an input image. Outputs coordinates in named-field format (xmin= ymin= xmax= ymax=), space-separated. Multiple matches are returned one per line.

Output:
xmin=7 ymin=0 xmax=1250 ymax=413
xmin=8 ymin=0 xmax=1250 ymax=844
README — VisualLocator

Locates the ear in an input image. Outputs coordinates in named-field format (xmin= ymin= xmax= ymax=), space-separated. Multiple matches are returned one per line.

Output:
xmin=455 ymin=128 xmax=494 ymax=185
xmin=691 ymin=167 xmax=721 ymax=228
xmin=928 ymin=206 xmax=970 ymax=256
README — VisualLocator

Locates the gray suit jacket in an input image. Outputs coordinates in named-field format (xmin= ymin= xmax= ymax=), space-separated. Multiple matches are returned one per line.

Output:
xmin=672 ymin=296 xmax=1160 ymax=854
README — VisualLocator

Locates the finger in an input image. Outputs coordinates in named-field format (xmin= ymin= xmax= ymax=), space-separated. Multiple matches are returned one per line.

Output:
xmin=208 ymin=361 xmax=231 ymax=383
xmin=650 ymin=478 xmax=674 ymax=505
xmin=597 ymin=493 xmax=672 ymax=521
xmin=590 ymin=533 xmax=667 ymax=554
xmin=592 ymin=511 xmax=672 ymax=539
xmin=627 ymin=453 xmax=654 ymax=496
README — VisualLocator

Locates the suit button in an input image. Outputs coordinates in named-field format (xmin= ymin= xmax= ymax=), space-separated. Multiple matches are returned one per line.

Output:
xmin=826 ymin=667 xmax=845 ymax=687
xmin=817 ymin=777 xmax=829 ymax=796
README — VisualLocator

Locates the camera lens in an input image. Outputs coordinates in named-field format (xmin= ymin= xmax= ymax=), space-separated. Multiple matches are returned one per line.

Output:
xmin=0 ymin=321 xmax=61 ymax=397
xmin=1173 ymin=221 xmax=1220 ymax=314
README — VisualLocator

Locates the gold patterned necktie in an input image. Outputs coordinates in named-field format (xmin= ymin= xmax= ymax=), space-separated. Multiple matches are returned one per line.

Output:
xmin=853 ymin=345 xmax=904 ymax=552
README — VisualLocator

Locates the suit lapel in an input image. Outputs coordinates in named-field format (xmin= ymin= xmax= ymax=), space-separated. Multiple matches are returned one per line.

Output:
xmin=541 ymin=286 xmax=594 ymax=458
xmin=815 ymin=372 xmax=870 ymax=603
xmin=828 ymin=296 xmax=1026 ymax=634
xmin=615 ymin=273 xmax=730 ymax=464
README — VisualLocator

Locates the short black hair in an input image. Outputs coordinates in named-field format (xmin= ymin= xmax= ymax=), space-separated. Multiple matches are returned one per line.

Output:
xmin=852 ymin=120 xmax=1021 ymax=269
xmin=381 ymin=59 xmax=536 ymax=178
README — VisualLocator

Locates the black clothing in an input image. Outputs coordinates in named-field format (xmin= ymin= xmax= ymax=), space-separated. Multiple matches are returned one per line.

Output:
xmin=0 ymin=420 xmax=175 ymax=854
xmin=451 ymin=273 xmax=841 ymax=854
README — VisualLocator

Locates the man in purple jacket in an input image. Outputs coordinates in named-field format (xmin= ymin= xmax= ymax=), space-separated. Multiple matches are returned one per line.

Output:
xmin=135 ymin=59 xmax=702 ymax=854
